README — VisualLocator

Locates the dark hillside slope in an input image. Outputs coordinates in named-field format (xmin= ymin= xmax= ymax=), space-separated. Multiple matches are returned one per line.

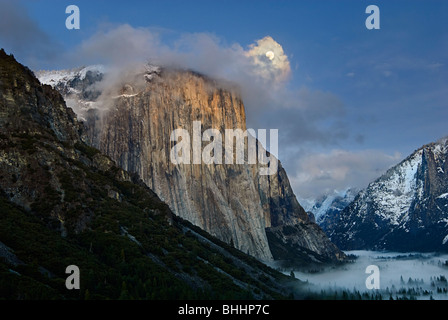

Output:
xmin=0 ymin=49 xmax=299 ymax=300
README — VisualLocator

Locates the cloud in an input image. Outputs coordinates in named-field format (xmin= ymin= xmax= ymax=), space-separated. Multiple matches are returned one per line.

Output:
xmin=64 ymin=26 xmax=289 ymax=96
xmin=427 ymin=62 xmax=444 ymax=70
xmin=249 ymin=85 xmax=348 ymax=155
xmin=66 ymin=26 xmax=302 ymax=117
xmin=67 ymin=24 xmax=165 ymax=67
xmin=12 ymin=19 xmax=355 ymax=198
xmin=30 ymin=23 xmax=342 ymax=143
xmin=244 ymin=36 xmax=291 ymax=84
xmin=60 ymin=24 xmax=354 ymax=188
xmin=287 ymin=149 xmax=402 ymax=199
xmin=0 ymin=0 xmax=62 ymax=69
xmin=68 ymin=26 xmax=292 ymax=91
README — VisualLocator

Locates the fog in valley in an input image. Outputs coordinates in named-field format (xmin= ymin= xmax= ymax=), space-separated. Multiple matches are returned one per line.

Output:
xmin=272 ymin=251 xmax=448 ymax=300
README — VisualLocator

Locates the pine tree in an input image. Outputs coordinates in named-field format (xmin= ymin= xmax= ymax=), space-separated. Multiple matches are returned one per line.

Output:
xmin=119 ymin=281 xmax=130 ymax=300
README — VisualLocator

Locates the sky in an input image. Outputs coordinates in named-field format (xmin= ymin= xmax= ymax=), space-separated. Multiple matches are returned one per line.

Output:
xmin=1 ymin=0 xmax=447 ymax=200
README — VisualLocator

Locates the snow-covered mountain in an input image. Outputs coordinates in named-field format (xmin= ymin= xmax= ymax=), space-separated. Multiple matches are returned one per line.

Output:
xmin=35 ymin=64 xmax=161 ymax=121
xmin=300 ymin=188 xmax=358 ymax=226
xmin=36 ymin=65 xmax=105 ymax=88
xmin=324 ymin=137 xmax=448 ymax=252
xmin=35 ymin=66 xmax=105 ymax=121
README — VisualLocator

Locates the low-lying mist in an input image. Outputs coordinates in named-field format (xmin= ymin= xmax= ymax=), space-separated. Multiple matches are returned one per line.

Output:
xmin=273 ymin=251 xmax=448 ymax=300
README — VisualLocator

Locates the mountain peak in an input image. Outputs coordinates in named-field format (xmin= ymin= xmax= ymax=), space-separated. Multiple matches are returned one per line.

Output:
xmin=300 ymin=188 xmax=358 ymax=225
xmin=322 ymin=136 xmax=448 ymax=252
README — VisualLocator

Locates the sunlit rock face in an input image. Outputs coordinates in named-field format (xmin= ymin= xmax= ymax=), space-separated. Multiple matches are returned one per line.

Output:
xmin=38 ymin=65 xmax=345 ymax=263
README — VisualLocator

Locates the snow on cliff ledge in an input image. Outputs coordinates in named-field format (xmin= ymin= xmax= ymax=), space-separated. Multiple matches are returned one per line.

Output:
xmin=36 ymin=65 xmax=106 ymax=87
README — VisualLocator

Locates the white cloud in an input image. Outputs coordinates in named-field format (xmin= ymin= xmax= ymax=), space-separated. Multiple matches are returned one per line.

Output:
xmin=288 ymin=149 xmax=402 ymax=199
xmin=65 ymin=25 xmax=355 ymax=185
xmin=64 ymin=25 xmax=303 ymax=127
xmin=52 ymin=24 xmax=366 ymax=200
xmin=67 ymin=24 xmax=164 ymax=67
xmin=244 ymin=36 xmax=291 ymax=84
xmin=67 ymin=26 xmax=291 ymax=90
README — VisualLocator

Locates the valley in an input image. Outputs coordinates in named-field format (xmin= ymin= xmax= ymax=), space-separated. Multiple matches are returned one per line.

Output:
xmin=273 ymin=251 xmax=448 ymax=300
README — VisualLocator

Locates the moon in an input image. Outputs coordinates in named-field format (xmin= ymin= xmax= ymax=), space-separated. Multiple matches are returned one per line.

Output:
xmin=265 ymin=51 xmax=275 ymax=61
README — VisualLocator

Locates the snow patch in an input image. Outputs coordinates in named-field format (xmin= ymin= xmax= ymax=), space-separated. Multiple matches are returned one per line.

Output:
xmin=443 ymin=234 xmax=448 ymax=245
xmin=144 ymin=64 xmax=161 ymax=82
xmin=36 ymin=65 xmax=105 ymax=87
xmin=300 ymin=188 xmax=357 ymax=225
xmin=114 ymin=93 xmax=138 ymax=98
xmin=368 ymin=150 xmax=422 ymax=225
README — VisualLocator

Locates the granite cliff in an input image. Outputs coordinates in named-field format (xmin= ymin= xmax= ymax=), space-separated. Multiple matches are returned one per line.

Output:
xmin=0 ymin=49 xmax=307 ymax=299
xmin=37 ymin=64 xmax=345 ymax=263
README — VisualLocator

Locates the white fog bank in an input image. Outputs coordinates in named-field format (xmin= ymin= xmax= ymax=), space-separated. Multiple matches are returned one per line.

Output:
xmin=274 ymin=251 xmax=448 ymax=300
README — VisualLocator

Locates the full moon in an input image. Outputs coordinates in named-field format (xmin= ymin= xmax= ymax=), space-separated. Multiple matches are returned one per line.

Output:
xmin=265 ymin=51 xmax=275 ymax=61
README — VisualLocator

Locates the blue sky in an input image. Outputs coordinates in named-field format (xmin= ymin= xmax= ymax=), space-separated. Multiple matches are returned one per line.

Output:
xmin=1 ymin=0 xmax=447 ymax=199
